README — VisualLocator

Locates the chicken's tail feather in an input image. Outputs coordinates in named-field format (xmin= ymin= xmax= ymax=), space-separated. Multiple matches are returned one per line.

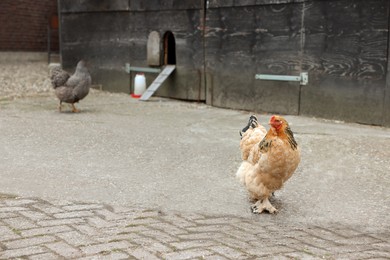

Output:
xmin=240 ymin=115 xmax=258 ymax=138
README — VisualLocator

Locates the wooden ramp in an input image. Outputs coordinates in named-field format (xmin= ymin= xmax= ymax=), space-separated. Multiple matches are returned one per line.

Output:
xmin=140 ymin=65 xmax=176 ymax=101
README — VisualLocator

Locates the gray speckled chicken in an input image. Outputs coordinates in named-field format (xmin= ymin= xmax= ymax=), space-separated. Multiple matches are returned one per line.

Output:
xmin=50 ymin=60 xmax=91 ymax=113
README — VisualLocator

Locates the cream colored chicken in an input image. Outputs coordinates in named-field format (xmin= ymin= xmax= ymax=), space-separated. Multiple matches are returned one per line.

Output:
xmin=236 ymin=115 xmax=300 ymax=214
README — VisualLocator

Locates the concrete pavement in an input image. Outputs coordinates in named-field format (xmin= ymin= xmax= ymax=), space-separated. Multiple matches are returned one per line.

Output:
xmin=1 ymin=91 xmax=390 ymax=259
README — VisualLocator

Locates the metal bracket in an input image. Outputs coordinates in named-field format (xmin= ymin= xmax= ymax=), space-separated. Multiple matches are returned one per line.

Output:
xmin=255 ymin=72 xmax=308 ymax=85
xmin=125 ymin=63 xmax=161 ymax=74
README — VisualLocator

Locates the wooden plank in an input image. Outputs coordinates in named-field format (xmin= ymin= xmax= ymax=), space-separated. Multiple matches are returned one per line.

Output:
xmin=139 ymin=65 xmax=176 ymax=101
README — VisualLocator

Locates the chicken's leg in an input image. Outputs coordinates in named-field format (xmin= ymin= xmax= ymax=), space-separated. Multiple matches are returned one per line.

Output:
xmin=71 ymin=103 xmax=80 ymax=113
xmin=58 ymin=101 xmax=63 ymax=112
xmin=251 ymin=197 xmax=277 ymax=214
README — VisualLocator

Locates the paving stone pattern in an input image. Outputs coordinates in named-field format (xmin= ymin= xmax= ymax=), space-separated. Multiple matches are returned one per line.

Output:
xmin=1 ymin=195 xmax=389 ymax=259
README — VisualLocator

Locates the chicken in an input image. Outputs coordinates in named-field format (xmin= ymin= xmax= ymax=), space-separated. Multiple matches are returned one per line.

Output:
xmin=50 ymin=60 xmax=91 ymax=113
xmin=236 ymin=115 xmax=300 ymax=214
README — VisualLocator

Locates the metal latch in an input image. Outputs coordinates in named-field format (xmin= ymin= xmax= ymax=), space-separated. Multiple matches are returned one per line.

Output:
xmin=255 ymin=72 xmax=308 ymax=85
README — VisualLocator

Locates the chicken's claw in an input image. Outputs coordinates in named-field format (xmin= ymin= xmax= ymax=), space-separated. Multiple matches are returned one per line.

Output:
xmin=71 ymin=104 xmax=80 ymax=113
xmin=251 ymin=198 xmax=278 ymax=214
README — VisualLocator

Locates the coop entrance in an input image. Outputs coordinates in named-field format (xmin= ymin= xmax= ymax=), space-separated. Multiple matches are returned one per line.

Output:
xmin=163 ymin=31 xmax=176 ymax=65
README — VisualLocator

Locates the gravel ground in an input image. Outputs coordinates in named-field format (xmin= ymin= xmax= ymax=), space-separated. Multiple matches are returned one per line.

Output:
xmin=0 ymin=60 xmax=52 ymax=100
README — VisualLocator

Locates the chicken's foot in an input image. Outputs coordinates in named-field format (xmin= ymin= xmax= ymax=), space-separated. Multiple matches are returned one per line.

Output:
xmin=251 ymin=197 xmax=277 ymax=214
xmin=71 ymin=104 xmax=80 ymax=113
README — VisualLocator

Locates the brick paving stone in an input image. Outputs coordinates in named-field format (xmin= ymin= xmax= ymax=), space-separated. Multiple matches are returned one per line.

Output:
xmin=141 ymin=229 xmax=180 ymax=243
xmin=370 ymin=232 xmax=390 ymax=241
xmin=1 ymin=195 xmax=389 ymax=259
xmin=231 ymin=221 xmax=269 ymax=235
xmin=293 ymin=235 xmax=339 ymax=249
xmin=2 ymin=216 xmax=39 ymax=230
xmin=28 ymin=252 xmax=62 ymax=260
xmin=128 ymin=248 xmax=161 ymax=260
xmin=87 ymin=216 xmax=118 ymax=229
xmin=3 ymin=199 xmax=38 ymax=206
xmin=62 ymin=204 xmax=105 ymax=211
xmin=336 ymin=249 xmax=390 ymax=259
xmin=209 ymin=245 xmax=251 ymax=259
xmin=37 ymin=217 xmax=86 ymax=227
xmin=186 ymin=224 xmax=233 ymax=233
xmin=0 ymin=225 xmax=21 ymax=241
xmin=32 ymin=203 xmax=64 ymax=214
xmin=160 ymin=215 xmax=197 ymax=228
xmin=0 ymin=206 xmax=28 ymax=213
xmin=18 ymin=210 xmax=52 ymax=221
xmin=170 ymin=240 xmax=217 ymax=250
xmin=80 ymin=241 xmax=133 ymax=255
xmin=45 ymin=241 xmax=83 ymax=258
xmin=129 ymin=235 xmax=163 ymax=246
xmin=222 ymin=228 xmax=260 ymax=242
xmin=72 ymin=224 xmax=102 ymax=236
xmin=283 ymin=251 xmax=323 ymax=259
xmin=194 ymin=217 xmax=241 ymax=225
xmin=332 ymin=227 xmax=368 ymax=238
xmin=304 ymin=226 xmax=348 ymax=241
xmin=123 ymin=217 xmax=160 ymax=226
xmin=3 ymin=235 xmax=57 ymax=249
xmin=178 ymin=232 xmax=225 ymax=241
xmin=287 ymin=243 xmax=332 ymax=257
xmin=95 ymin=208 xmax=126 ymax=221
xmin=115 ymin=224 xmax=151 ymax=234
xmin=161 ymin=248 xmax=214 ymax=260
xmin=327 ymin=244 xmax=379 ymax=254
xmin=0 ymin=245 xmax=46 ymax=258
xmin=149 ymin=222 xmax=189 ymax=235
xmin=79 ymin=251 xmax=133 ymax=260
xmin=179 ymin=213 xmax=206 ymax=221
xmin=372 ymin=242 xmax=390 ymax=251
xmin=141 ymin=241 xmax=172 ymax=254
xmin=203 ymin=254 xmax=230 ymax=260
xmin=217 ymin=236 xmax=254 ymax=250
xmin=95 ymin=233 xmax=139 ymax=244
xmin=53 ymin=210 xmax=95 ymax=219
xmin=335 ymin=234 xmax=383 ymax=245
xmin=56 ymin=230 xmax=97 ymax=247
xmin=247 ymin=244 xmax=296 ymax=257
xmin=21 ymin=225 xmax=73 ymax=237
xmin=0 ymin=212 xmax=17 ymax=218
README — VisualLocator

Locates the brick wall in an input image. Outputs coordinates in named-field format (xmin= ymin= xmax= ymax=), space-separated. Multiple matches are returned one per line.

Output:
xmin=0 ymin=0 xmax=59 ymax=51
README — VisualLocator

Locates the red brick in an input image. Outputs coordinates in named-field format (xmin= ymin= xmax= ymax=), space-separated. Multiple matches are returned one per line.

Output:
xmin=0 ymin=0 xmax=59 ymax=51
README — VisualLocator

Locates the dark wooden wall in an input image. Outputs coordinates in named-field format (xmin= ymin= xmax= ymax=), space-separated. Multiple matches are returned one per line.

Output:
xmin=59 ymin=0 xmax=390 ymax=126
xmin=205 ymin=0 xmax=390 ymax=126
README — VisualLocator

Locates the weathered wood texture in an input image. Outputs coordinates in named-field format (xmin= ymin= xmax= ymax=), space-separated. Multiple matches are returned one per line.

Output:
xmin=60 ymin=11 xmax=131 ymax=92
xmin=59 ymin=0 xmax=390 ymax=126
xmin=385 ymin=6 xmax=390 ymax=127
xmin=205 ymin=4 xmax=303 ymax=114
xmin=129 ymin=0 xmax=201 ymax=11
xmin=300 ymin=0 xmax=389 ymax=125
xmin=208 ymin=0 xmax=306 ymax=8
xmin=205 ymin=0 xmax=390 ymax=125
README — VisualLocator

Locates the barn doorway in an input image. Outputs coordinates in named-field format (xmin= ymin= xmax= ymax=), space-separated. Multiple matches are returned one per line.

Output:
xmin=163 ymin=31 xmax=176 ymax=65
